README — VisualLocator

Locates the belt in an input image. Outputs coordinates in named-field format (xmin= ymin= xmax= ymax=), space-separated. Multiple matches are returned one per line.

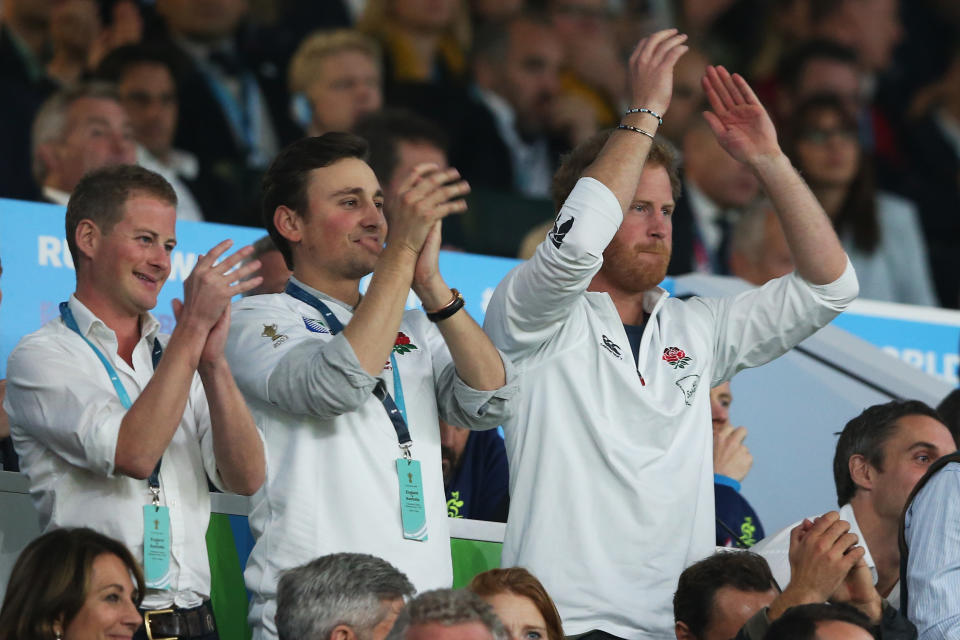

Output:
xmin=143 ymin=601 xmax=217 ymax=640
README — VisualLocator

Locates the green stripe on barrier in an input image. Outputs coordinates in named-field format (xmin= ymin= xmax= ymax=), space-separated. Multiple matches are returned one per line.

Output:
xmin=450 ymin=538 xmax=502 ymax=588
xmin=207 ymin=513 xmax=251 ymax=640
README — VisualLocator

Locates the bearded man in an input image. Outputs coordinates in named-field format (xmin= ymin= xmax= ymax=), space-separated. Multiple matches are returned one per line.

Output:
xmin=483 ymin=30 xmax=859 ymax=640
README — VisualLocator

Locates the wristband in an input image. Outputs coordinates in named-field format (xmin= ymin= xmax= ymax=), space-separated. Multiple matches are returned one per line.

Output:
xmin=425 ymin=288 xmax=464 ymax=322
xmin=617 ymin=123 xmax=655 ymax=140
xmin=625 ymin=107 xmax=663 ymax=126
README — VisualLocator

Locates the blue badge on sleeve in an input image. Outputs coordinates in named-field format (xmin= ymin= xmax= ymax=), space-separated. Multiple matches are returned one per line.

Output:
xmin=396 ymin=458 xmax=428 ymax=541
xmin=143 ymin=505 xmax=172 ymax=590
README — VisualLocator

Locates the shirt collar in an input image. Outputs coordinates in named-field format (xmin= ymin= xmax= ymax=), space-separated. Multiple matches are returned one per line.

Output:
xmin=137 ymin=145 xmax=199 ymax=180
xmin=839 ymin=502 xmax=876 ymax=571
xmin=42 ymin=186 xmax=71 ymax=206
xmin=66 ymin=294 xmax=161 ymax=343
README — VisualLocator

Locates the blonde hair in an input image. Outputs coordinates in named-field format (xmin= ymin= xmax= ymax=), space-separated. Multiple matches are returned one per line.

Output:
xmin=288 ymin=29 xmax=382 ymax=94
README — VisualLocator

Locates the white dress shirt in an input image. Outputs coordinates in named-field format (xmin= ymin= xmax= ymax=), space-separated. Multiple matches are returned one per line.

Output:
xmin=4 ymin=296 xmax=224 ymax=609
xmin=752 ymin=502 xmax=901 ymax=607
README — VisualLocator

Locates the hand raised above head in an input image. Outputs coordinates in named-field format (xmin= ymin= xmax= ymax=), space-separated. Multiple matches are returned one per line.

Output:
xmin=701 ymin=65 xmax=781 ymax=165
xmin=626 ymin=29 xmax=689 ymax=121
xmin=388 ymin=164 xmax=470 ymax=256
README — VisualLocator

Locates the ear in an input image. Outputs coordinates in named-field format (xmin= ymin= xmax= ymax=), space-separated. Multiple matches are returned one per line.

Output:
xmin=74 ymin=219 xmax=101 ymax=262
xmin=675 ymin=621 xmax=696 ymax=640
xmin=273 ymin=205 xmax=303 ymax=244
xmin=330 ymin=625 xmax=357 ymax=640
xmin=848 ymin=454 xmax=875 ymax=491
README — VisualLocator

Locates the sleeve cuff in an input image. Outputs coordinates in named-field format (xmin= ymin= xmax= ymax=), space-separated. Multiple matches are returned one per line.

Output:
xmin=714 ymin=474 xmax=742 ymax=492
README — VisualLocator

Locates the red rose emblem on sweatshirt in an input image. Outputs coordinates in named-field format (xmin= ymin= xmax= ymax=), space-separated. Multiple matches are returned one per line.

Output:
xmin=393 ymin=331 xmax=418 ymax=355
xmin=662 ymin=346 xmax=692 ymax=369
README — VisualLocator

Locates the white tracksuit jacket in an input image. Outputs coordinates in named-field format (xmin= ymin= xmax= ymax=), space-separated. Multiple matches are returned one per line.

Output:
xmin=484 ymin=177 xmax=859 ymax=639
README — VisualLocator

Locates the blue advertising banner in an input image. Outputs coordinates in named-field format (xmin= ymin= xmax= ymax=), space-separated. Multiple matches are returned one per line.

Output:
xmin=2 ymin=198 xmax=959 ymax=386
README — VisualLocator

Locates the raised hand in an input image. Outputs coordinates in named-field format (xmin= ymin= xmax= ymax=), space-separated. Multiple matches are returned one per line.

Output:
xmin=173 ymin=240 xmax=262 ymax=362
xmin=713 ymin=422 xmax=752 ymax=482
xmin=829 ymin=557 xmax=884 ymax=624
xmin=626 ymin=29 xmax=689 ymax=119
xmin=701 ymin=65 xmax=780 ymax=165
xmin=787 ymin=511 xmax=865 ymax=601
xmin=388 ymin=164 xmax=469 ymax=258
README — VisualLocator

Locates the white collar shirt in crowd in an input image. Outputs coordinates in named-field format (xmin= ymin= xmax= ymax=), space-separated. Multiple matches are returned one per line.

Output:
xmin=483 ymin=177 xmax=858 ymax=639
xmin=224 ymin=279 xmax=518 ymax=640
xmin=137 ymin=145 xmax=204 ymax=222
xmin=42 ymin=185 xmax=70 ymax=206
xmin=904 ymin=461 xmax=960 ymax=639
xmin=474 ymin=87 xmax=553 ymax=199
xmin=3 ymin=295 xmax=224 ymax=609
xmin=752 ymin=501 xmax=901 ymax=608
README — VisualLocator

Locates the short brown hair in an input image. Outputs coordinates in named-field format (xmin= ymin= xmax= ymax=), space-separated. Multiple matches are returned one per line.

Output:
xmin=261 ymin=133 xmax=370 ymax=270
xmin=0 ymin=528 xmax=145 ymax=640
xmin=551 ymin=129 xmax=681 ymax=214
xmin=65 ymin=164 xmax=177 ymax=272
xmin=468 ymin=568 xmax=564 ymax=640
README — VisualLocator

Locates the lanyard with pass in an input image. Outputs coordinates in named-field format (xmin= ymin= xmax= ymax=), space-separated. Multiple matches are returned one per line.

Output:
xmin=285 ymin=282 xmax=428 ymax=540
xmin=59 ymin=302 xmax=174 ymax=588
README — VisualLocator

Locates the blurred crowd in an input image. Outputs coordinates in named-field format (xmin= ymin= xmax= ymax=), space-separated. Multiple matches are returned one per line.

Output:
xmin=1 ymin=0 xmax=959 ymax=306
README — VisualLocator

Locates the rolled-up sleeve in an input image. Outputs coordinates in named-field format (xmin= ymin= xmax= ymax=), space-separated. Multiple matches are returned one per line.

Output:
xmin=5 ymin=337 xmax=124 ymax=476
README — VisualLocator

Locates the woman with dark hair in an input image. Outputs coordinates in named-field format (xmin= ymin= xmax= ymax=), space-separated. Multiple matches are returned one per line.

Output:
xmin=785 ymin=93 xmax=937 ymax=305
xmin=468 ymin=567 xmax=564 ymax=640
xmin=0 ymin=528 xmax=143 ymax=640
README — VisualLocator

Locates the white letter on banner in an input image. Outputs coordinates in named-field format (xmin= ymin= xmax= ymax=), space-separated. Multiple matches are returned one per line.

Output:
xmin=169 ymin=252 xmax=197 ymax=282
xmin=901 ymin=349 xmax=924 ymax=371
xmin=38 ymin=236 xmax=62 ymax=267
xmin=944 ymin=354 xmax=959 ymax=386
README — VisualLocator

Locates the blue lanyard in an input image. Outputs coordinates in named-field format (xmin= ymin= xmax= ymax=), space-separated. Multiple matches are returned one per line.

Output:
xmin=200 ymin=65 xmax=263 ymax=165
xmin=284 ymin=282 xmax=413 ymax=454
xmin=59 ymin=302 xmax=164 ymax=490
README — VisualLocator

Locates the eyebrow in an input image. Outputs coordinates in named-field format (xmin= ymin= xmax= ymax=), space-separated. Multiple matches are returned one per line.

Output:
xmin=133 ymin=228 xmax=177 ymax=245
xmin=908 ymin=442 xmax=941 ymax=451
xmin=329 ymin=187 xmax=384 ymax=199
xmin=97 ymin=583 xmax=127 ymax=593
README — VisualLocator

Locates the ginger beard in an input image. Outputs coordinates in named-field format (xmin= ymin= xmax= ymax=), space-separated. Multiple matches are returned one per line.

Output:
xmin=599 ymin=232 xmax=671 ymax=293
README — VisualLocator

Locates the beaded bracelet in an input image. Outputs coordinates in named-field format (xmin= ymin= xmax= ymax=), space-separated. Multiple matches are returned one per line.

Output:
xmin=617 ymin=123 xmax=655 ymax=140
xmin=625 ymin=107 xmax=663 ymax=126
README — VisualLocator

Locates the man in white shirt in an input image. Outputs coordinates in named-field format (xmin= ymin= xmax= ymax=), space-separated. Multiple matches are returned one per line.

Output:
xmin=753 ymin=400 xmax=955 ymax=608
xmin=224 ymin=133 xmax=517 ymax=640
xmin=4 ymin=164 xmax=266 ymax=640
xmin=483 ymin=29 xmax=859 ymax=639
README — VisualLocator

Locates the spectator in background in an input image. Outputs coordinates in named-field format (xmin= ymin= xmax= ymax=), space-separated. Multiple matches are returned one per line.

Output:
xmin=457 ymin=12 xmax=572 ymax=200
xmin=760 ymin=604 xmax=875 ymax=640
xmin=728 ymin=199 xmax=794 ymax=285
xmin=31 ymin=81 xmax=137 ymax=205
xmin=441 ymin=419 xmax=509 ymax=522
xmin=386 ymin=590 xmax=509 ymax=640
xmin=753 ymin=400 xmax=956 ymax=608
xmin=785 ymin=94 xmax=937 ymax=306
xmin=0 ymin=527 xmax=144 ymax=640
xmin=149 ymin=0 xmax=298 ymax=200
xmin=242 ymin=235 xmax=292 ymax=297
xmin=901 ymin=47 xmax=960 ymax=308
xmin=936 ymin=388 xmax=960 ymax=447
xmin=46 ymin=0 xmax=143 ymax=87
xmin=469 ymin=567 xmax=565 ymax=640
xmin=711 ymin=382 xmax=765 ymax=548
xmin=287 ymin=30 xmax=383 ymax=138
xmin=547 ymin=0 xmax=625 ymax=130
xmin=669 ymin=116 xmax=760 ymax=275
xmin=97 ymin=44 xmax=208 ymax=222
xmin=901 ymin=447 xmax=960 ymax=638
xmin=358 ymin=0 xmax=472 ymax=129
xmin=0 ymin=0 xmax=58 ymax=200
xmin=4 ymin=165 xmax=265 ymax=640
xmin=658 ymin=46 xmax=709 ymax=149
xmin=355 ymin=109 xmax=449 ymax=215
xmin=775 ymin=41 xmax=864 ymax=127
xmin=673 ymin=552 xmax=778 ymax=640
xmin=806 ymin=0 xmax=903 ymax=76
xmin=275 ymin=553 xmax=414 ymax=640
